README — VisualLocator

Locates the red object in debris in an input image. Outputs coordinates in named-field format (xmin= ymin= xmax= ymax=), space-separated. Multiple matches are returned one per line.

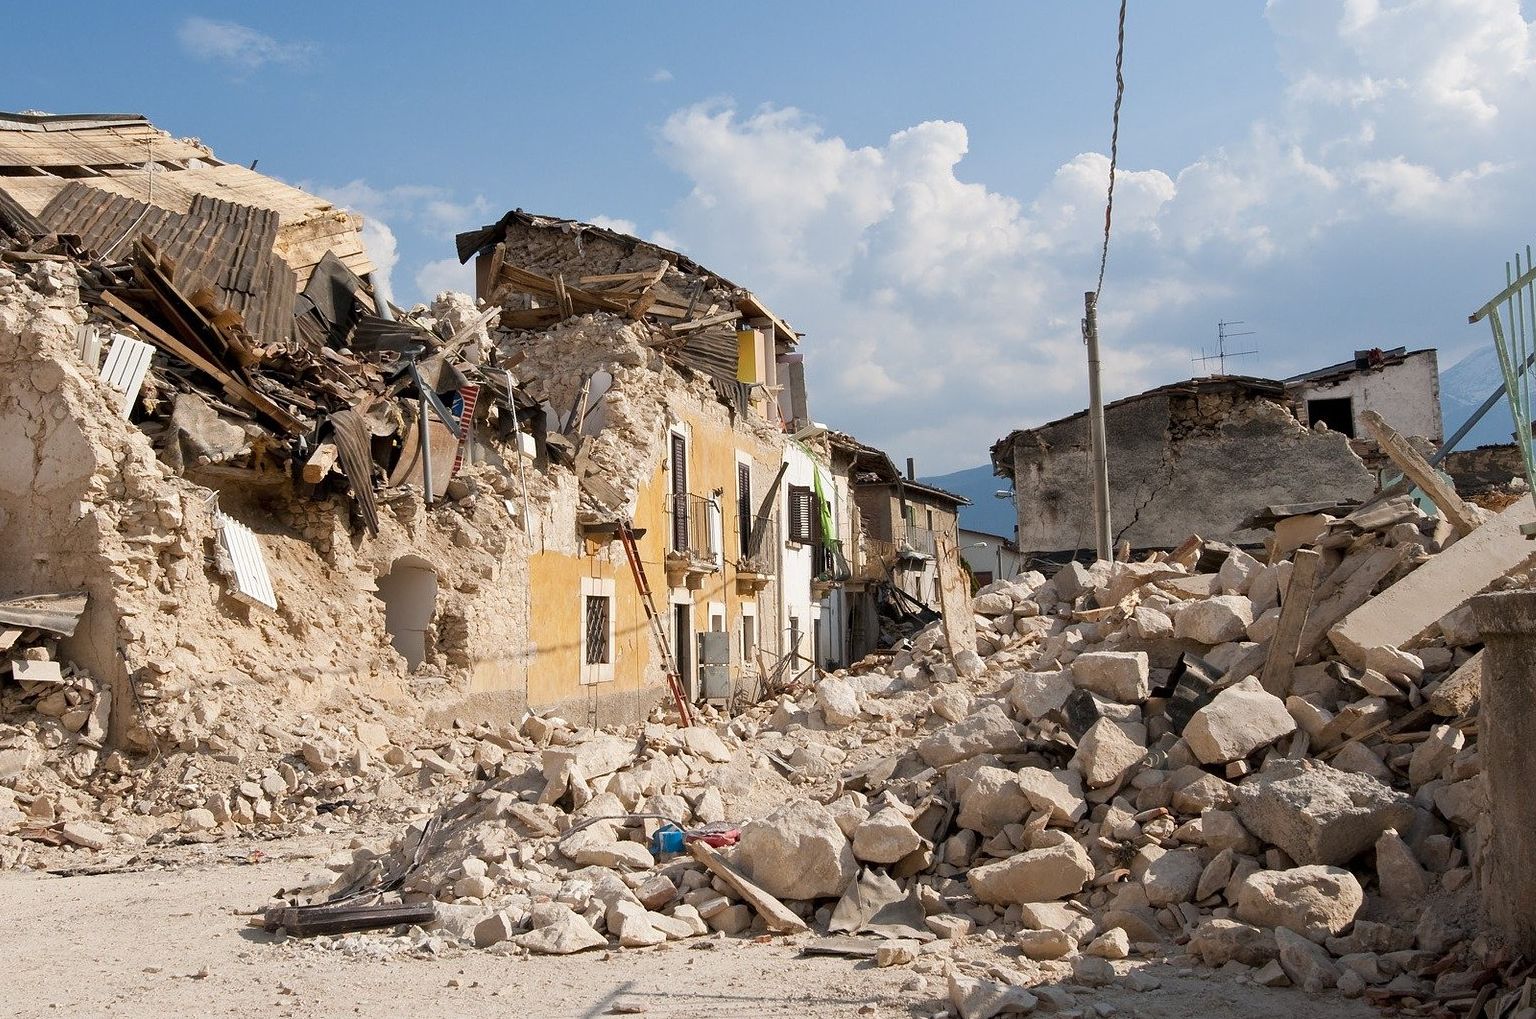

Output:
xmin=686 ymin=827 xmax=741 ymax=848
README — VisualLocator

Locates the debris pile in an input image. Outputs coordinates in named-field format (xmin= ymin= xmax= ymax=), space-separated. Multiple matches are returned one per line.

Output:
xmin=273 ymin=491 xmax=1531 ymax=1016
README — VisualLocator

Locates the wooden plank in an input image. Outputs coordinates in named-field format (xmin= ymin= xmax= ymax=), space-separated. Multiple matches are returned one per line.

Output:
xmin=1298 ymin=542 xmax=1412 ymax=660
xmin=668 ymin=308 xmax=741 ymax=336
xmin=934 ymin=533 xmax=979 ymax=667
xmin=688 ymin=842 xmax=808 ymax=933
xmin=1360 ymin=409 xmax=1481 ymax=537
xmin=97 ymin=292 xmax=304 ymax=435
xmin=1259 ymin=548 xmax=1322 ymax=697
xmin=302 ymin=442 xmax=339 ymax=484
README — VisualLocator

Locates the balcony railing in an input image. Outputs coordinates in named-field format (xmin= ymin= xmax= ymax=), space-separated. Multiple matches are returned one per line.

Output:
xmin=668 ymin=492 xmax=718 ymax=564
xmin=897 ymin=525 xmax=937 ymax=560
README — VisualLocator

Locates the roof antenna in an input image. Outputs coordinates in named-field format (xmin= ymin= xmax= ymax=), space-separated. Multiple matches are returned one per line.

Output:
xmin=1193 ymin=319 xmax=1258 ymax=376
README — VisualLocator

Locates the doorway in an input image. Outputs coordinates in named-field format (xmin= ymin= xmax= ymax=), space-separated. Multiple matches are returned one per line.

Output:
xmin=376 ymin=555 xmax=437 ymax=670
xmin=673 ymin=601 xmax=694 ymax=700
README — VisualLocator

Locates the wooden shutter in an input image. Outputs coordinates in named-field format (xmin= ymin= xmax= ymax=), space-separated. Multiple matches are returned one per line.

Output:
xmin=737 ymin=462 xmax=752 ymax=557
xmin=671 ymin=433 xmax=688 ymax=552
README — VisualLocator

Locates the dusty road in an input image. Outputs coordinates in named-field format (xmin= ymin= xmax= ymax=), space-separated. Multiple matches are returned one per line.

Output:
xmin=0 ymin=836 xmax=1379 ymax=1019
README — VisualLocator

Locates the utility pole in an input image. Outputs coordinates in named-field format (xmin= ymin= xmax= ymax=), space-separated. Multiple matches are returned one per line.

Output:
xmin=1083 ymin=291 xmax=1113 ymax=561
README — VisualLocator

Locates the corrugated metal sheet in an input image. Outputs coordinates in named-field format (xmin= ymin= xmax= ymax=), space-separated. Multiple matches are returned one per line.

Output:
xmin=38 ymin=181 xmax=295 ymax=348
xmin=215 ymin=512 xmax=278 ymax=610
xmin=0 ymin=592 xmax=88 ymax=635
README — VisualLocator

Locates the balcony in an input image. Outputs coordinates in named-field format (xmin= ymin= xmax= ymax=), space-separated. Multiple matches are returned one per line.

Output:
xmin=665 ymin=493 xmax=719 ymax=588
xmin=897 ymin=525 xmax=937 ymax=561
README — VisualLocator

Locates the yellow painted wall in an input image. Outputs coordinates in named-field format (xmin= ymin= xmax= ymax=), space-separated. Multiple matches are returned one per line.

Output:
xmin=499 ymin=399 xmax=783 ymax=712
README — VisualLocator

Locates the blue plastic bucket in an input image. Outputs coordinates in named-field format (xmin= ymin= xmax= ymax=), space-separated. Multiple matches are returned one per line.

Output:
xmin=650 ymin=825 xmax=685 ymax=856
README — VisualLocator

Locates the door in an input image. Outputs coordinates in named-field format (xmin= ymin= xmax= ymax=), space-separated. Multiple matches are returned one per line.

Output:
xmin=674 ymin=602 xmax=694 ymax=700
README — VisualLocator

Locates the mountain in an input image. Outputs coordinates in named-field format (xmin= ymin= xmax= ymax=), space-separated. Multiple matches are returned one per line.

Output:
xmin=920 ymin=464 xmax=1017 ymax=537
xmin=1440 ymin=344 xmax=1520 ymax=450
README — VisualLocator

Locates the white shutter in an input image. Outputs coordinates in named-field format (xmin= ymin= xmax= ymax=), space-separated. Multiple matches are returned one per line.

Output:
xmin=708 ymin=498 xmax=724 ymax=571
xmin=215 ymin=512 xmax=278 ymax=610
xmin=98 ymin=333 xmax=154 ymax=419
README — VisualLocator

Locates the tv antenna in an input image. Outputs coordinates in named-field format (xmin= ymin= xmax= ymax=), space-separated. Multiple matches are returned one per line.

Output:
xmin=1194 ymin=319 xmax=1258 ymax=376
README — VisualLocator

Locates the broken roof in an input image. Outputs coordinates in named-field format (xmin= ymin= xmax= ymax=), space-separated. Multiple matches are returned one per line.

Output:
xmin=1283 ymin=346 xmax=1432 ymax=386
xmin=989 ymin=375 xmax=1288 ymax=479
xmin=457 ymin=208 xmax=799 ymax=346
xmin=828 ymin=431 xmax=970 ymax=507
xmin=0 ymin=111 xmax=373 ymax=287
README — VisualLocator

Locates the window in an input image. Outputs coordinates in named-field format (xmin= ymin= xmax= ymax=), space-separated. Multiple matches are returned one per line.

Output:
xmin=1307 ymin=397 xmax=1355 ymax=437
xmin=974 ymin=571 xmax=994 ymax=587
xmin=579 ymin=577 xmax=615 ymax=684
xmin=926 ymin=508 xmax=934 ymax=530
xmin=904 ymin=504 xmax=916 ymax=527
xmin=788 ymin=485 xmax=816 ymax=544
xmin=584 ymin=596 xmax=610 ymax=665
xmin=737 ymin=461 xmax=753 ymax=557
xmin=670 ymin=431 xmax=688 ymax=553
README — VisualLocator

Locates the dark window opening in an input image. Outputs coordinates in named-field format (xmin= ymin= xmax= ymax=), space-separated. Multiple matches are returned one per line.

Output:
xmin=674 ymin=602 xmax=693 ymax=699
xmin=1307 ymin=397 xmax=1355 ymax=437
xmin=974 ymin=571 xmax=994 ymax=587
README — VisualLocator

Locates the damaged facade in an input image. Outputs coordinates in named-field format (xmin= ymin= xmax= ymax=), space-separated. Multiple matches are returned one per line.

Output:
xmin=990 ymin=374 xmax=1410 ymax=557
xmin=0 ymin=112 xmax=872 ymax=759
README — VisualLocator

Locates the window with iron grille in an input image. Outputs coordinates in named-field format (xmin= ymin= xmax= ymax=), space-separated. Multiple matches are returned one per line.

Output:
xmin=737 ymin=461 xmax=752 ymax=557
xmin=787 ymin=485 xmax=816 ymax=544
xmin=584 ymin=595 xmax=611 ymax=665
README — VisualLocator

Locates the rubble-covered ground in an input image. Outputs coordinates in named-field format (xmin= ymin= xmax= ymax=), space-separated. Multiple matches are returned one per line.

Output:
xmin=6 ymin=482 xmax=1520 ymax=1019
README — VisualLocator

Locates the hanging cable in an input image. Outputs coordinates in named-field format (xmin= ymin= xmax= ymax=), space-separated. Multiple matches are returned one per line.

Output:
xmin=1094 ymin=0 xmax=1128 ymax=299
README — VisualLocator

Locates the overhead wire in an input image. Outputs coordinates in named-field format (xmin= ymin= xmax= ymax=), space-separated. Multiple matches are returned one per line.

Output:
xmin=1094 ymin=0 xmax=1129 ymax=300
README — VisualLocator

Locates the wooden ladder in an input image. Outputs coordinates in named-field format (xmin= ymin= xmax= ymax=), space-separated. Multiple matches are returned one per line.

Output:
xmin=617 ymin=522 xmax=694 ymax=727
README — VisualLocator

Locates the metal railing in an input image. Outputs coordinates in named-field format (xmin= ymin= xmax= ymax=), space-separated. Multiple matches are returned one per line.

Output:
xmin=897 ymin=525 xmax=937 ymax=559
xmin=668 ymin=493 xmax=717 ymax=560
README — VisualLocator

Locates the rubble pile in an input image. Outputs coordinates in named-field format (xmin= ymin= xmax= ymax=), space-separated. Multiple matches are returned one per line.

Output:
xmin=276 ymin=494 xmax=1528 ymax=1017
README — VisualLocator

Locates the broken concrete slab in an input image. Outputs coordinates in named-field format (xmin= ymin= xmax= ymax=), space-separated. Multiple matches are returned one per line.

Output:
xmin=1233 ymin=759 xmax=1414 ymax=866
xmin=1328 ymin=497 xmax=1536 ymax=667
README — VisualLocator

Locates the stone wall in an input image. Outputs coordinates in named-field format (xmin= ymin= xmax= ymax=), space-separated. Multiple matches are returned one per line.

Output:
xmin=1008 ymin=390 xmax=1375 ymax=554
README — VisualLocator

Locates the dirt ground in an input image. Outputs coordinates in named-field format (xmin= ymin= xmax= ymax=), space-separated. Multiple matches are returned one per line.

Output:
xmin=0 ymin=832 xmax=1382 ymax=1019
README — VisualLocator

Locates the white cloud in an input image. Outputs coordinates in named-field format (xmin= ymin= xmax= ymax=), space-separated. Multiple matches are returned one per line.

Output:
xmin=650 ymin=68 xmax=674 ymax=83
xmin=303 ymin=179 xmax=491 ymax=304
xmin=644 ymin=1 xmax=1536 ymax=471
xmin=586 ymin=215 xmax=639 ymax=236
xmin=415 ymin=257 xmax=475 ymax=301
xmin=177 ymin=17 xmax=314 ymax=71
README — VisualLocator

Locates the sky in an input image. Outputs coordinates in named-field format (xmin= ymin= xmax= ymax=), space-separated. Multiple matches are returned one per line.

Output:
xmin=8 ymin=1 xmax=1536 ymax=473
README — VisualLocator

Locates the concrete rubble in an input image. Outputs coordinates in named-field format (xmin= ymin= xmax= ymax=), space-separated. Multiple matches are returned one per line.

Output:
xmin=114 ymin=488 xmax=1509 ymax=1018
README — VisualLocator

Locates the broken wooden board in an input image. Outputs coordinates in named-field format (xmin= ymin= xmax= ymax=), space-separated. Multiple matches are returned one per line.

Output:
xmin=1329 ymin=498 xmax=1536 ymax=667
xmin=687 ymin=841 xmax=808 ymax=933
xmin=262 ymin=899 xmax=435 ymax=937
xmin=934 ymin=533 xmax=979 ymax=670
xmin=1360 ymin=409 xmax=1481 ymax=537
xmin=1299 ymin=541 xmax=1412 ymax=662
xmin=1259 ymin=548 xmax=1321 ymax=697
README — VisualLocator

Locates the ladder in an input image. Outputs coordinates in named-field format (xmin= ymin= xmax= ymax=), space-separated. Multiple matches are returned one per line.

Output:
xmin=617 ymin=521 xmax=694 ymax=727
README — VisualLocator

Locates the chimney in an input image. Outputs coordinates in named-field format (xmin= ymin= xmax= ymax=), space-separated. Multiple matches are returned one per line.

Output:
xmin=906 ymin=457 xmax=915 ymax=481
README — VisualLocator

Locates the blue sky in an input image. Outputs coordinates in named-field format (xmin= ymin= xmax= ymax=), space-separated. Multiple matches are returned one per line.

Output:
xmin=9 ymin=2 xmax=1535 ymax=472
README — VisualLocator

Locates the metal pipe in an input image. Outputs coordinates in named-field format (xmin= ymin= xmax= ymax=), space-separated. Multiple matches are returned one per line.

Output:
xmin=419 ymin=395 xmax=434 ymax=508
xmin=1429 ymin=349 xmax=1536 ymax=467
xmin=369 ymin=272 xmax=396 ymax=322
xmin=1083 ymin=291 xmax=1113 ymax=560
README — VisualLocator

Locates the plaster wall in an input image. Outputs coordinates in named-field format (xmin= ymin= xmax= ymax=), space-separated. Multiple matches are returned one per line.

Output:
xmin=1010 ymin=392 xmax=1375 ymax=554
xmin=1290 ymin=351 xmax=1442 ymax=442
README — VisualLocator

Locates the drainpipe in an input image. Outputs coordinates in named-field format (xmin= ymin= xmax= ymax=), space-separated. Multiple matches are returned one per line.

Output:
xmin=369 ymin=273 xmax=396 ymax=322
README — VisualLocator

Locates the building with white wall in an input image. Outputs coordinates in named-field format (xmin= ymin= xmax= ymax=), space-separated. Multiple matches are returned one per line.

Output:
xmin=1285 ymin=347 xmax=1442 ymax=443
xmin=958 ymin=527 xmax=1022 ymax=587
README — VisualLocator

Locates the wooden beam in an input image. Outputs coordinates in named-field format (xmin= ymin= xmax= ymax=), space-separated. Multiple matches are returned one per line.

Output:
xmin=97 ymin=292 xmax=304 ymax=435
xmin=302 ymin=442 xmax=339 ymax=483
xmin=1297 ymin=541 xmax=1412 ymax=660
xmin=1360 ymin=409 xmax=1481 ymax=537
xmin=688 ymin=842 xmax=807 ymax=933
xmin=1258 ymin=548 xmax=1321 ymax=697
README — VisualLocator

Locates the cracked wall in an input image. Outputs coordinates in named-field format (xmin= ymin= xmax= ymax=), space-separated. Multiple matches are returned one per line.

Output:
xmin=1010 ymin=388 xmax=1375 ymax=555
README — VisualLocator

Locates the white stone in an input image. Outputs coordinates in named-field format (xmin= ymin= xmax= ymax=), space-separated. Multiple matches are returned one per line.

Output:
xmin=1070 ymin=717 xmax=1145 ymax=789
xmin=1183 ymin=677 xmax=1296 ymax=765
xmin=1175 ymin=595 xmax=1256 ymax=645
xmin=736 ymin=799 xmax=857 ymax=901
xmin=1071 ymin=651 xmax=1150 ymax=702
xmin=852 ymin=805 xmax=923 ymax=864
xmin=1236 ymin=866 xmax=1363 ymax=942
